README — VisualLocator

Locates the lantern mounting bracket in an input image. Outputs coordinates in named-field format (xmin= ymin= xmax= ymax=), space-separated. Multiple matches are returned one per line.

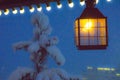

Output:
xmin=85 ymin=0 xmax=96 ymax=8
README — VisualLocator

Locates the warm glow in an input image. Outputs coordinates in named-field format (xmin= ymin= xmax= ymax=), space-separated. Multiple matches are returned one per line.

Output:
xmin=46 ymin=6 xmax=51 ymax=11
xmin=20 ymin=8 xmax=25 ymax=14
xmin=30 ymin=7 xmax=35 ymax=13
xmin=0 ymin=10 xmax=2 ymax=16
xmin=80 ymin=1 xmax=85 ymax=6
xmin=4 ymin=9 xmax=9 ymax=15
xmin=68 ymin=2 xmax=74 ymax=8
xmin=97 ymin=67 xmax=115 ymax=71
xmin=85 ymin=21 xmax=92 ymax=30
xmin=12 ymin=9 xmax=18 ymax=14
xmin=80 ymin=19 xmax=95 ymax=36
xmin=57 ymin=4 xmax=62 ymax=9
xmin=75 ymin=18 xmax=107 ymax=46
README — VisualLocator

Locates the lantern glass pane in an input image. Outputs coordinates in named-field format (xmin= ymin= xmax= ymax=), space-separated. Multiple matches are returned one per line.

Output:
xmin=79 ymin=18 xmax=107 ymax=46
xmin=98 ymin=37 xmax=106 ymax=45
xmin=74 ymin=20 xmax=79 ymax=46
xmin=89 ymin=28 xmax=97 ymax=36
xmin=98 ymin=19 xmax=106 ymax=27
xmin=89 ymin=37 xmax=98 ymax=45
xmin=80 ymin=29 xmax=88 ymax=36
xmin=80 ymin=37 xmax=89 ymax=45
xmin=98 ymin=28 xmax=106 ymax=36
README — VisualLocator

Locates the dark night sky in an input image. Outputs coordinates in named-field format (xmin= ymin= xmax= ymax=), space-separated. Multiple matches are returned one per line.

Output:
xmin=0 ymin=0 xmax=120 ymax=79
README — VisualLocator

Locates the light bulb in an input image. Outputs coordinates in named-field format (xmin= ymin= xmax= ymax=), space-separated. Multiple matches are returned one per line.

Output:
xmin=68 ymin=2 xmax=74 ymax=8
xmin=57 ymin=4 xmax=62 ymax=9
xmin=80 ymin=1 xmax=85 ymax=6
xmin=12 ymin=8 xmax=18 ymax=14
xmin=0 ymin=10 xmax=2 ymax=16
xmin=29 ymin=6 xmax=35 ymax=13
xmin=20 ymin=7 xmax=25 ymax=14
xmin=37 ymin=6 xmax=42 ymax=12
xmin=4 ymin=9 xmax=9 ymax=15
xmin=107 ymin=0 xmax=111 ymax=2
xmin=46 ymin=6 xmax=51 ymax=11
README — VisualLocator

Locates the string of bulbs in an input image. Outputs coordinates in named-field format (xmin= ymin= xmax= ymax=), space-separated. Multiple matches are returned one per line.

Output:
xmin=0 ymin=0 xmax=112 ymax=16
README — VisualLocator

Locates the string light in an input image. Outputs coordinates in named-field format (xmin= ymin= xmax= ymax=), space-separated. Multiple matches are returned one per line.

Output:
xmin=12 ymin=8 xmax=18 ymax=14
xmin=46 ymin=3 xmax=51 ymax=11
xmin=20 ymin=7 xmax=25 ymax=14
xmin=4 ymin=9 xmax=9 ymax=15
xmin=37 ymin=5 xmax=42 ymax=12
xmin=68 ymin=2 xmax=74 ymax=8
xmin=0 ymin=0 xmax=112 ymax=16
xmin=29 ymin=6 xmax=35 ymax=13
xmin=0 ymin=10 xmax=2 ymax=16
xmin=68 ymin=0 xmax=74 ymax=8
xmin=107 ymin=0 xmax=111 ymax=2
xmin=57 ymin=3 xmax=62 ymax=9
xmin=96 ymin=0 xmax=99 ymax=4
xmin=56 ymin=1 xmax=62 ymax=9
xmin=46 ymin=6 xmax=51 ymax=11
xmin=80 ymin=1 xmax=85 ymax=6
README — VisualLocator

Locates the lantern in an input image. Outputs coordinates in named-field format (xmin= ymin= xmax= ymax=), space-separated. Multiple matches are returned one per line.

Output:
xmin=74 ymin=0 xmax=108 ymax=50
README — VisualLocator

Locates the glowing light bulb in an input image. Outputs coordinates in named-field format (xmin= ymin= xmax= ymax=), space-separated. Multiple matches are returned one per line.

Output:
xmin=107 ymin=0 xmax=111 ymax=2
xmin=85 ymin=21 xmax=92 ymax=29
xmin=57 ymin=4 xmax=62 ymax=9
xmin=12 ymin=8 xmax=18 ymax=14
xmin=80 ymin=1 xmax=85 ymax=6
xmin=0 ymin=10 xmax=2 ymax=16
xmin=29 ymin=7 xmax=35 ymax=13
xmin=46 ymin=6 xmax=51 ymax=11
xmin=68 ymin=2 xmax=74 ymax=8
xmin=96 ymin=0 xmax=99 ymax=4
xmin=20 ymin=8 xmax=25 ymax=14
xmin=4 ymin=9 xmax=9 ymax=15
xmin=37 ymin=6 xmax=42 ymax=12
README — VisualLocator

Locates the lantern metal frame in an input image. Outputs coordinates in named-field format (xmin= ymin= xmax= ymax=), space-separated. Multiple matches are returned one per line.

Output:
xmin=74 ymin=0 xmax=108 ymax=50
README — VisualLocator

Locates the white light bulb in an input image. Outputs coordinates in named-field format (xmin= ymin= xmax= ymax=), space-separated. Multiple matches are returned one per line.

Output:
xmin=68 ymin=2 xmax=74 ymax=8
xmin=4 ymin=9 xmax=9 ymax=15
xmin=57 ymin=4 xmax=62 ymax=9
xmin=30 ymin=7 xmax=35 ymax=13
xmin=37 ymin=7 xmax=42 ymax=12
xmin=96 ymin=0 xmax=99 ymax=4
xmin=107 ymin=0 xmax=111 ymax=2
xmin=0 ymin=10 xmax=2 ymax=16
xmin=20 ymin=8 xmax=25 ymax=14
xmin=46 ymin=6 xmax=51 ymax=11
xmin=80 ymin=1 xmax=85 ymax=6
xmin=12 ymin=9 xmax=18 ymax=14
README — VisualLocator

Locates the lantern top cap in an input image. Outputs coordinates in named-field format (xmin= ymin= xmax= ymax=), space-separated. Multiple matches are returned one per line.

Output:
xmin=85 ymin=0 xmax=96 ymax=8
xmin=79 ymin=8 xmax=106 ymax=19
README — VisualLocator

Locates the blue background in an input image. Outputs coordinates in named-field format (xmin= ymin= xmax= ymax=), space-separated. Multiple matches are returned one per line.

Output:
xmin=0 ymin=0 xmax=120 ymax=79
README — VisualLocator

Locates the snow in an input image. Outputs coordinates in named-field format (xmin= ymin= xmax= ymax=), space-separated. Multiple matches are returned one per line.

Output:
xmin=36 ymin=68 xmax=82 ymax=80
xmin=36 ymin=68 xmax=69 ymax=80
xmin=13 ymin=41 xmax=32 ymax=51
xmin=46 ymin=46 xmax=65 ymax=66
xmin=31 ymin=12 xmax=49 ymax=32
xmin=10 ymin=12 xmax=82 ymax=80
xmin=49 ymin=36 xmax=59 ymax=45
xmin=8 ymin=67 xmax=34 ymax=80
xmin=27 ymin=41 xmax=40 ymax=53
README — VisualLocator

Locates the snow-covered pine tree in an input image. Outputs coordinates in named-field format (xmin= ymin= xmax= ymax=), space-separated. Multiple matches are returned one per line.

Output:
xmin=9 ymin=12 xmax=81 ymax=80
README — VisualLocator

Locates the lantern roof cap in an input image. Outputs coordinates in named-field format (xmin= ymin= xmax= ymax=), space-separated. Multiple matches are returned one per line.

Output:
xmin=79 ymin=7 xmax=106 ymax=19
